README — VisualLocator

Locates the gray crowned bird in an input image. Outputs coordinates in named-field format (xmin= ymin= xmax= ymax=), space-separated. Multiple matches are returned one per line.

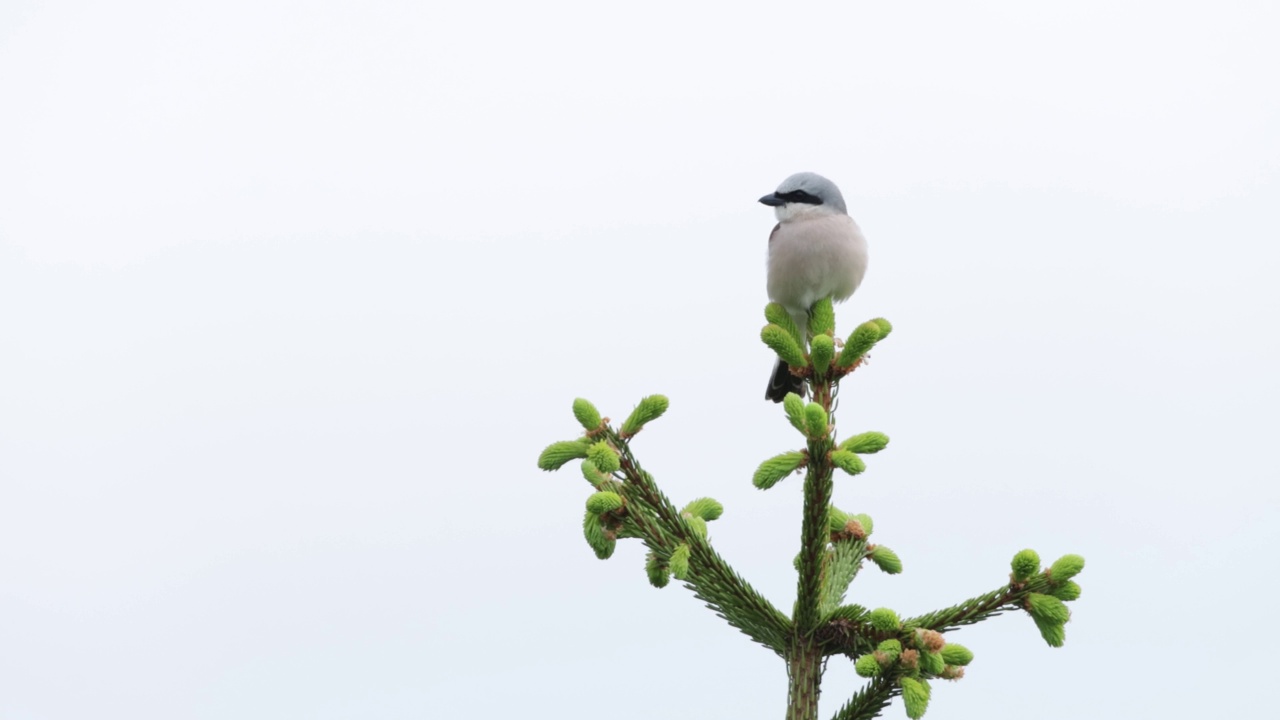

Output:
xmin=758 ymin=172 xmax=869 ymax=402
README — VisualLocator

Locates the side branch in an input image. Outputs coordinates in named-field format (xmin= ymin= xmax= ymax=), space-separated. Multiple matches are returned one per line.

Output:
xmin=819 ymin=539 xmax=869 ymax=617
xmin=904 ymin=585 xmax=1018 ymax=633
xmin=608 ymin=429 xmax=793 ymax=653
xmin=828 ymin=676 xmax=898 ymax=720
xmin=821 ymin=582 xmax=1025 ymax=657
xmin=904 ymin=571 xmax=1073 ymax=634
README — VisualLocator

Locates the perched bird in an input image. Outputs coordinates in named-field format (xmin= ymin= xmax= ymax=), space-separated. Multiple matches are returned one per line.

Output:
xmin=759 ymin=172 xmax=869 ymax=402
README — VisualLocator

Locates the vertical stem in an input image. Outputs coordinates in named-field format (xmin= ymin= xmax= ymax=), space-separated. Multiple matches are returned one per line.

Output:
xmin=793 ymin=377 xmax=836 ymax=633
xmin=786 ymin=639 xmax=823 ymax=720
xmin=787 ymin=375 xmax=836 ymax=720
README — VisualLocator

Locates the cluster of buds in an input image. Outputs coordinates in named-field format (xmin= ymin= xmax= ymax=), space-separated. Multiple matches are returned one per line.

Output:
xmin=645 ymin=497 xmax=724 ymax=587
xmin=853 ymin=621 xmax=976 ymax=719
xmin=824 ymin=506 xmax=902 ymax=575
xmin=539 ymin=395 xmax=729 ymax=586
xmin=1011 ymin=549 xmax=1086 ymax=647
xmin=760 ymin=299 xmax=893 ymax=383
xmin=754 ymin=401 xmax=892 ymax=490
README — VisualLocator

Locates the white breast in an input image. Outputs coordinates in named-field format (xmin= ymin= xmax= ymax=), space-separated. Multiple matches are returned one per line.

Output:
xmin=767 ymin=213 xmax=869 ymax=318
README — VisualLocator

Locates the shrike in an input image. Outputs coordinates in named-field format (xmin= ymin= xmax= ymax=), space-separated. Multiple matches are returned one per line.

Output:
xmin=759 ymin=172 xmax=869 ymax=403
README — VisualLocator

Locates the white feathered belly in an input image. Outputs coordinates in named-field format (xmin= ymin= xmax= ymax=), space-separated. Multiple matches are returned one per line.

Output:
xmin=767 ymin=214 xmax=869 ymax=316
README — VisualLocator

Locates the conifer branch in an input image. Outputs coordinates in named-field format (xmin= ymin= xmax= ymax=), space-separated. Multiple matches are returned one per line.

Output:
xmin=606 ymin=428 xmax=793 ymax=653
xmin=903 ymin=586 xmax=1018 ymax=633
xmin=829 ymin=676 xmax=898 ymax=720
xmin=820 ymin=540 xmax=869 ymax=617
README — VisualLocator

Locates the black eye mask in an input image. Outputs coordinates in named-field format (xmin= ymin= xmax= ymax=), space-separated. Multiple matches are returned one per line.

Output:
xmin=774 ymin=190 xmax=823 ymax=205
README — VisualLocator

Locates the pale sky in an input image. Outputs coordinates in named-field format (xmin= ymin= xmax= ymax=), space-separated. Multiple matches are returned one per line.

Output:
xmin=2 ymin=2 xmax=1278 ymax=719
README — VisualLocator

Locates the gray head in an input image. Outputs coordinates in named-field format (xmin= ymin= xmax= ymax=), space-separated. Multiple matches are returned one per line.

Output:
xmin=758 ymin=172 xmax=848 ymax=215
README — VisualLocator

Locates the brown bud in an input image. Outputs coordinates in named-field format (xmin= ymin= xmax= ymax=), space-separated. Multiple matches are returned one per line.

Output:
xmin=916 ymin=629 xmax=945 ymax=652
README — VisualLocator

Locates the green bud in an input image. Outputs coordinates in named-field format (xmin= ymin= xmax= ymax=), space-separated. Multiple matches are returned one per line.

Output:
xmin=579 ymin=459 xmax=606 ymax=486
xmin=587 ymin=440 xmax=621 ymax=474
xmin=571 ymin=398 xmax=602 ymax=430
xmin=681 ymin=497 xmax=724 ymax=521
xmin=762 ymin=324 xmax=808 ymax=368
xmin=538 ymin=440 xmax=591 ymax=471
xmin=804 ymin=403 xmax=828 ymax=439
xmin=1033 ymin=616 xmax=1066 ymax=648
xmin=1026 ymin=593 xmax=1071 ymax=624
xmin=1049 ymin=554 xmax=1086 ymax=583
xmin=752 ymin=451 xmax=807 ymax=489
xmin=869 ymin=545 xmax=903 ymax=574
xmin=854 ymin=654 xmax=883 ymax=677
xmin=868 ymin=607 xmax=901 ymax=631
xmin=853 ymin=513 xmax=874 ymax=535
xmin=810 ymin=334 xmax=835 ymax=378
xmin=837 ymin=320 xmax=882 ymax=368
xmin=900 ymin=677 xmax=931 ymax=720
xmin=872 ymin=317 xmax=893 ymax=339
xmin=939 ymin=644 xmax=974 ymax=666
xmin=1011 ymin=549 xmax=1041 ymax=582
xmin=765 ymin=302 xmax=805 ymax=346
xmin=783 ymin=392 xmax=806 ymax=432
xmin=839 ymin=431 xmax=890 ymax=454
xmin=620 ymin=395 xmax=669 ymax=437
xmin=1050 ymin=580 xmax=1082 ymax=602
xmin=809 ymin=297 xmax=836 ymax=337
xmin=920 ymin=651 xmax=945 ymax=676
xmin=829 ymin=449 xmax=866 ymax=476
xmin=583 ymin=510 xmax=615 ymax=560
xmin=684 ymin=515 xmax=708 ymax=539
xmin=669 ymin=543 xmax=691 ymax=580
xmin=827 ymin=506 xmax=850 ymax=534
xmin=876 ymin=639 xmax=902 ymax=662
xmin=585 ymin=491 xmax=624 ymax=515
xmin=646 ymin=551 xmax=670 ymax=588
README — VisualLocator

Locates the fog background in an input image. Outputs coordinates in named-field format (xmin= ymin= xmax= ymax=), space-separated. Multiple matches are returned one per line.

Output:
xmin=2 ymin=2 xmax=1277 ymax=718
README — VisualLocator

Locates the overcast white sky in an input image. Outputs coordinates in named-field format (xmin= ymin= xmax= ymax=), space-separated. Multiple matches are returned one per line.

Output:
xmin=2 ymin=1 xmax=1277 ymax=718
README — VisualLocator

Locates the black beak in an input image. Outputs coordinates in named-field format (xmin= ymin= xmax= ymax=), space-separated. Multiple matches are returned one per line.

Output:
xmin=758 ymin=193 xmax=785 ymax=207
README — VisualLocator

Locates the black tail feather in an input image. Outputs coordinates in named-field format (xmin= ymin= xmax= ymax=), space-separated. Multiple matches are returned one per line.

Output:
xmin=765 ymin=358 xmax=806 ymax=403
